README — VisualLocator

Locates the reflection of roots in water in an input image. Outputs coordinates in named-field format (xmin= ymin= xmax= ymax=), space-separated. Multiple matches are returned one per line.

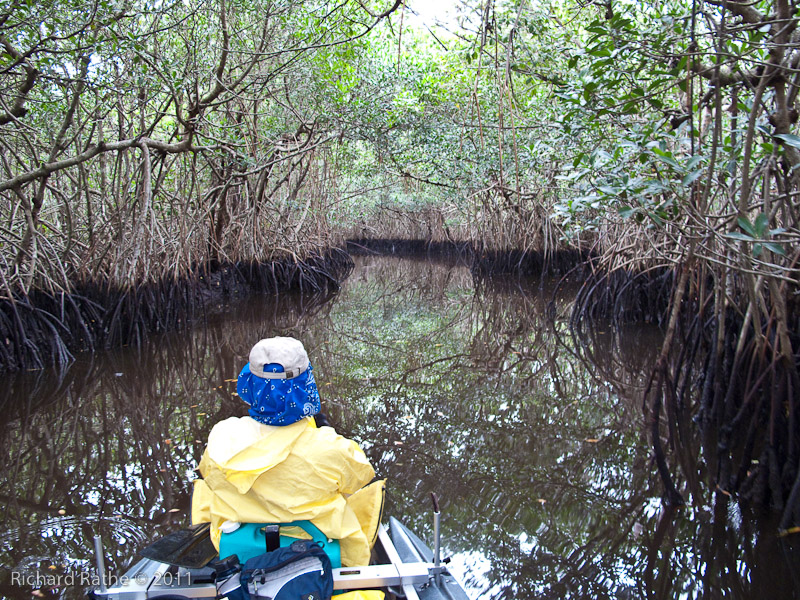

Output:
xmin=570 ymin=266 xmax=800 ymax=532
xmin=0 ymin=513 xmax=149 ymax=598
xmin=326 ymin=259 xmax=662 ymax=597
xmin=0 ymin=514 xmax=145 ymax=547
xmin=348 ymin=253 xmax=474 ymax=294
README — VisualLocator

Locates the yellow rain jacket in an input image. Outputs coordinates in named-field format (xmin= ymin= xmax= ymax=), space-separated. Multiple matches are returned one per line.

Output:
xmin=192 ymin=416 xmax=385 ymax=567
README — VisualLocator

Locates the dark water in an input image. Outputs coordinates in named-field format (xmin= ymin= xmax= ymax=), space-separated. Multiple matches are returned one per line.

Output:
xmin=1 ymin=255 xmax=798 ymax=599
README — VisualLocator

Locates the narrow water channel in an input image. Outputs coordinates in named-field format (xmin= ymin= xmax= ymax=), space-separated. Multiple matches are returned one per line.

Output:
xmin=1 ymin=255 xmax=798 ymax=599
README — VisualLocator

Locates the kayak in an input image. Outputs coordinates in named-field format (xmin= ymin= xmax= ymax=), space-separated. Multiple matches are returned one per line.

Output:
xmin=88 ymin=517 xmax=470 ymax=600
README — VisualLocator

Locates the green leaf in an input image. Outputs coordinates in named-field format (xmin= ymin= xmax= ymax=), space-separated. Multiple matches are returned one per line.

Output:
xmin=764 ymin=242 xmax=786 ymax=256
xmin=753 ymin=213 xmax=768 ymax=236
xmin=669 ymin=56 xmax=688 ymax=77
xmin=682 ymin=169 xmax=702 ymax=186
xmin=725 ymin=231 xmax=754 ymax=242
xmin=737 ymin=216 xmax=757 ymax=237
xmin=686 ymin=155 xmax=704 ymax=170
xmin=652 ymin=147 xmax=680 ymax=169
xmin=588 ymin=47 xmax=611 ymax=57
xmin=774 ymin=133 xmax=800 ymax=149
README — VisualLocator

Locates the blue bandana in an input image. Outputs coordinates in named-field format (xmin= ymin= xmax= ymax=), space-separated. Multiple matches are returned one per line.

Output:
xmin=237 ymin=362 xmax=321 ymax=426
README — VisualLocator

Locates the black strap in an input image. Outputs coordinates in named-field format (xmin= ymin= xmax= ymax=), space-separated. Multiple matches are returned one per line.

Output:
xmin=264 ymin=525 xmax=280 ymax=552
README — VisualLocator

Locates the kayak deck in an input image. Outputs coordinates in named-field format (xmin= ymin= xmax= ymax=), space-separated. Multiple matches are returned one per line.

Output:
xmin=89 ymin=517 xmax=469 ymax=600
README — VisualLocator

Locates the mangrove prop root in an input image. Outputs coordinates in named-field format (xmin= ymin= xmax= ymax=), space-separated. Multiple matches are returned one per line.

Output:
xmin=0 ymin=249 xmax=353 ymax=372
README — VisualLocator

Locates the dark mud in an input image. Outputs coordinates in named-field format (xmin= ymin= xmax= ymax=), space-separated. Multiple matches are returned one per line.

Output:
xmin=0 ymin=249 xmax=353 ymax=372
xmin=346 ymin=238 xmax=590 ymax=276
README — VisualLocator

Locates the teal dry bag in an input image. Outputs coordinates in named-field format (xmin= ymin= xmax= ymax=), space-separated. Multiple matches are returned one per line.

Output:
xmin=219 ymin=522 xmax=342 ymax=569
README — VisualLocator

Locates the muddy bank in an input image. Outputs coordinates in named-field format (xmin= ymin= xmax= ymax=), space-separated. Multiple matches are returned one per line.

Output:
xmin=346 ymin=238 xmax=590 ymax=276
xmin=0 ymin=249 xmax=353 ymax=372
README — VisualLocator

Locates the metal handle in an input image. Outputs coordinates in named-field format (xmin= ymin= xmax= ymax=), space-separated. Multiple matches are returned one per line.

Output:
xmin=93 ymin=535 xmax=108 ymax=593
xmin=430 ymin=493 xmax=441 ymax=568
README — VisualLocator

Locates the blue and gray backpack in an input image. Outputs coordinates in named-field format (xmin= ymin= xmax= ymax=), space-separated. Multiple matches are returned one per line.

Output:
xmin=237 ymin=541 xmax=333 ymax=600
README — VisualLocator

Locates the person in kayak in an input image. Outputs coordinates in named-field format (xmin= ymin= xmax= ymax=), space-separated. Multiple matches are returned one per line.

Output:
xmin=191 ymin=336 xmax=385 ymax=567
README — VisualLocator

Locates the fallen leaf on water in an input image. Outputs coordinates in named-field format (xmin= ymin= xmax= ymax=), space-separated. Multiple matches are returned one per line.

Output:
xmin=778 ymin=526 xmax=800 ymax=538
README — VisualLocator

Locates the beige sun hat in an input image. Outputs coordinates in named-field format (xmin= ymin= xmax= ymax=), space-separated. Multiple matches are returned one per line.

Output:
xmin=248 ymin=337 xmax=310 ymax=379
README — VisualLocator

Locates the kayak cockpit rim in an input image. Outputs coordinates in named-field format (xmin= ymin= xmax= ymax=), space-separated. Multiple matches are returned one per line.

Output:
xmin=91 ymin=523 xmax=441 ymax=599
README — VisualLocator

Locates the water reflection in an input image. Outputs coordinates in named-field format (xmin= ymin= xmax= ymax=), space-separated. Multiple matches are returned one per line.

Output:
xmin=0 ymin=256 xmax=798 ymax=599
